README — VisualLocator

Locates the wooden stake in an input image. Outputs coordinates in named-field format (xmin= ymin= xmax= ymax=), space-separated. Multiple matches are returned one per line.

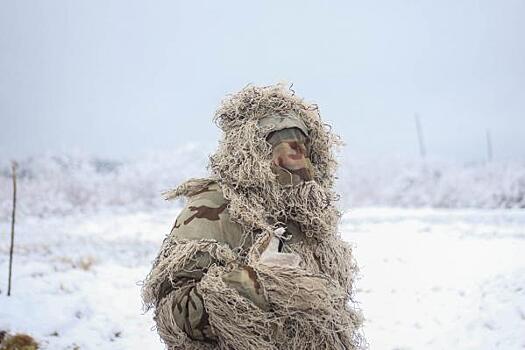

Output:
xmin=7 ymin=161 xmax=17 ymax=297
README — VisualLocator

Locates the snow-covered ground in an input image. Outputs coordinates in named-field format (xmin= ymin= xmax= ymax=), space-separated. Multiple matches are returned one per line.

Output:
xmin=343 ymin=208 xmax=525 ymax=350
xmin=1 ymin=207 xmax=524 ymax=349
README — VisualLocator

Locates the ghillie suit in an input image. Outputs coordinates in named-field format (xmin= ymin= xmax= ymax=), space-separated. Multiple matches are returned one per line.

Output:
xmin=142 ymin=84 xmax=365 ymax=349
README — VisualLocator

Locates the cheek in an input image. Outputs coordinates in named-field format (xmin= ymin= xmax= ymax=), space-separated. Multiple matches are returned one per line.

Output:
xmin=280 ymin=155 xmax=307 ymax=170
xmin=287 ymin=153 xmax=304 ymax=161
xmin=272 ymin=142 xmax=308 ymax=169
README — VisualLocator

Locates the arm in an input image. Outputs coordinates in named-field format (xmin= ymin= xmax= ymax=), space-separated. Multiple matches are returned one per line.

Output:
xmin=154 ymin=249 xmax=268 ymax=343
xmin=143 ymin=183 xmax=358 ymax=349
xmin=155 ymin=251 xmax=216 ymax=342
xmin=145 ymin=232 xmax=356 ymax=350
xmin=142 ymin=187 xmax=269 ymax=347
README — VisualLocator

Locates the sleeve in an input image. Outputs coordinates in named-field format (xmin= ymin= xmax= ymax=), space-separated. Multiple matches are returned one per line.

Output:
xmin=154 ymin=249 xmax=217 ymax=343
xmin=143 ymin=234 xmax=235 ymax=346
xmin=143 ymin=185 xmax=362 ymax=350
xmin=142 ymin=187 xmax=270 ymax=348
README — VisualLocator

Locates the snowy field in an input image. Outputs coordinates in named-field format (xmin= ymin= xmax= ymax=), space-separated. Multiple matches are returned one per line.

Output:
xmin=1 ymin=206 xmax=524 ymax=349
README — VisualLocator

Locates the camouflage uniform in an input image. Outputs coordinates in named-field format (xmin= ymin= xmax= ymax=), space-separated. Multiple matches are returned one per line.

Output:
xmin=143 ymin=87 xmax=364 ymax=350
xmin=156 ymin=181 xmax=312 ymax=342
xmin=152 ymin=115 xmax=312 ymax=343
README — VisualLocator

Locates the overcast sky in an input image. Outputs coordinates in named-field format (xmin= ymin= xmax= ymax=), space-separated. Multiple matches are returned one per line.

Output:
xmin=1 ymin=0 xmax=524 ymax=161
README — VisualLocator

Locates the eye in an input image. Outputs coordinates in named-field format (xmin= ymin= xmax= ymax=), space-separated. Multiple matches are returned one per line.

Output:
xmin=304 ymin=140 xmax=311 ymax=156
xmin=288 ymin=141 xmax=307 ymax=155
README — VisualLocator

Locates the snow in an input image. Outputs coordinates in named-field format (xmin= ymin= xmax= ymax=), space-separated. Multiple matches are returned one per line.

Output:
xmin=1 ymin=206 xmax=524 ymax=349
xmin=343 ymin=208 xmax=525 ymax=349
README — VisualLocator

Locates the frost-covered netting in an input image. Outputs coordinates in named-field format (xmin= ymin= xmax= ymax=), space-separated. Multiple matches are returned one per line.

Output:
xmin=1 ymin=150 xmax=524 ymax=217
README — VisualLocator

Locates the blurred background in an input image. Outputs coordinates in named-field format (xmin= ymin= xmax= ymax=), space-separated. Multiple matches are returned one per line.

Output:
xmin=1 ymin=2 xmax=525 ymax=349
xmin=1 ymin=0 xmax=525 ymax=160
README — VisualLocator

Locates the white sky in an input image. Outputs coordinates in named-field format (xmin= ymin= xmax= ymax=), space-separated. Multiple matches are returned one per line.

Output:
xmin=1 ymin=0 xmax=524 ymax=161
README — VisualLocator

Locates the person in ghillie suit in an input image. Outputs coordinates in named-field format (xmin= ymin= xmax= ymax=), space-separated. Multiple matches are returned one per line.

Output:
xmin=142 ymin=84 xmax=365 ymax=349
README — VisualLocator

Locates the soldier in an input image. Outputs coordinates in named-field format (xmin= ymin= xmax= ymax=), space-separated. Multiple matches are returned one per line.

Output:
xmin=142 ymin=84 xmax=364 ymax=350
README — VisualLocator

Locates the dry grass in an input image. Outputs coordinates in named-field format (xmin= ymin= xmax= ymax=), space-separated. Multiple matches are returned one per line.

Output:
xmin=54 ymin=256 xmax=96 ymax=271
xmin=0 ymin=331 xmax=39 ymax=350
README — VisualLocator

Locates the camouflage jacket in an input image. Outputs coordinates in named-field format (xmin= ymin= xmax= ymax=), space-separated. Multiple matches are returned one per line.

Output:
xmin=153 ymin=181 xmax=307 ymax=342
xmin=144 ymin=180 xmax=359 ymax=350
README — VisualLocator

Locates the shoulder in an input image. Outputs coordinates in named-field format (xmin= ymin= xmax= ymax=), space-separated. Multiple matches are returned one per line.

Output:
xmin=164 ymin=178 xmax=228 ymax=218
xmin=180 ymin=181 xmax=229 ymax=225
xmin=163 ymin=178 xmax=218 ymax=200
xmin=167 ymin=179 xmax=246 ymax=248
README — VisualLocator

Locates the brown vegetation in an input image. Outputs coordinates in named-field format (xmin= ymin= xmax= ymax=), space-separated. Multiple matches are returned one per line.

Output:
xmin=0 ymin=331 xmax=39 ymax=350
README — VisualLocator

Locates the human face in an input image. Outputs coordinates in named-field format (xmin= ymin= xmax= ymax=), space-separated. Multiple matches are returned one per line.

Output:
xmin=268 ymin=128 xmax=314 ymax=185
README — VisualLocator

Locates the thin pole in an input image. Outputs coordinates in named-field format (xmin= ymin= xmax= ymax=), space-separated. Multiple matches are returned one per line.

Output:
xmin=415 ymin=113 xmax=426 ymax=158
xmin=486 ymin=129 xmax=493 ymax=162
xmin=7 ymin=161 xmax=17 ymax=296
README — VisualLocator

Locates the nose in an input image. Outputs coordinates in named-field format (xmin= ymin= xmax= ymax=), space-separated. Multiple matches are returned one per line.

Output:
xmin=287 ymin=141 xmax=307 ymax=160
xmin=273 ymin=141 xmax=308 ymax=171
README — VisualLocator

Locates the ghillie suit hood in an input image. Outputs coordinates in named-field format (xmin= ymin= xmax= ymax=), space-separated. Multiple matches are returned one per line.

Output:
xmin=170 ymin=83 xmax=343 ymax=244
xmin=148 ymin=84 xmax=365 ymax=350
xmin=210 ymin=84 xmax=341 ymax=241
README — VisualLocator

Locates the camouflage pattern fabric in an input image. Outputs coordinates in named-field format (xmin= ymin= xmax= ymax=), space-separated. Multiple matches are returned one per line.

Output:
xmin=157 ymin=182 xmax=266 ymax=342
xmin=268 ymin=128 xmax=315 ymax=185
xmin=144 ymin=86 xmax=363 ymax=349
xmin=154 ymin=179 xmax=316 ymax=343
xmin=155 ymin=128 xmax=317 ymax=342
xmin=257 ymin=113 xmax=309 ymax=137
